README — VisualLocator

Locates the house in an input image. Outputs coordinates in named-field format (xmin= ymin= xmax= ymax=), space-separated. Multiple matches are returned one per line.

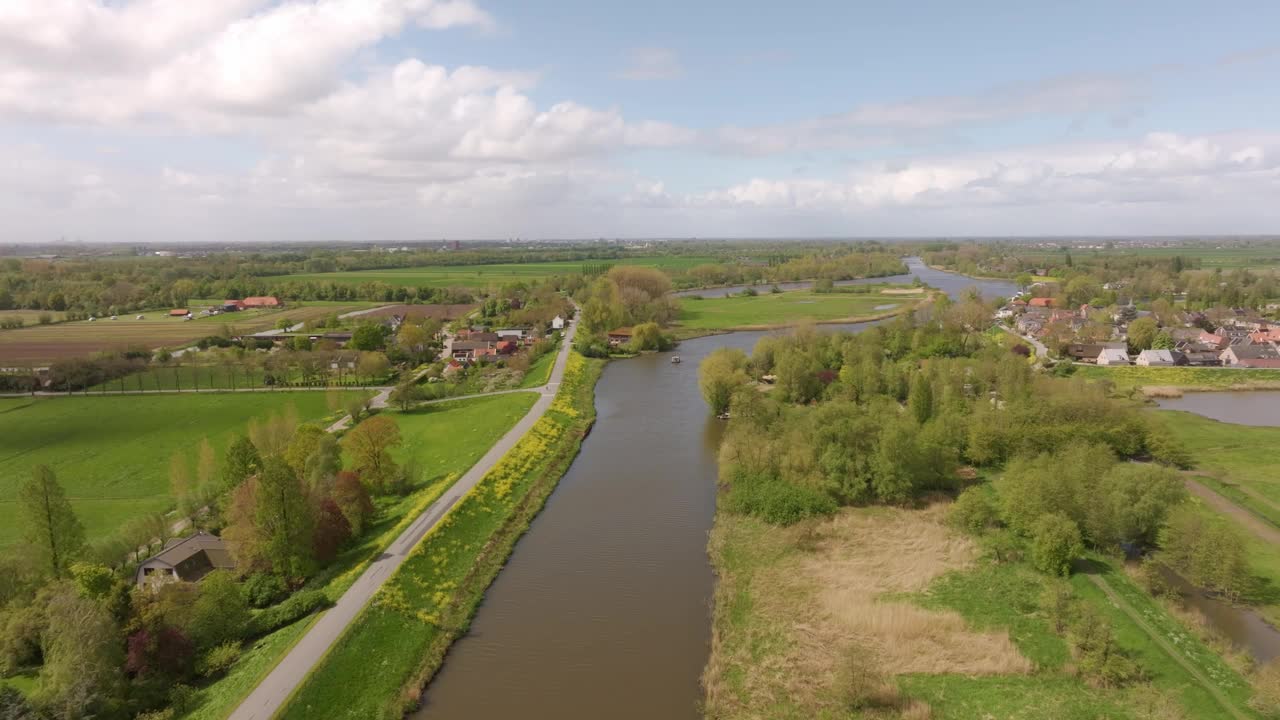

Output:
xmin=1096 ymin=348 xmax=1131 ymax=366
xmin=1065 ymin=344 xmax=1105 ymax=362
xmin=1136 ymin=349 xmax=1176 ymax=367
xmin=1028 ymin=297 xmax=1056 ymax=308
xmin=134 ymin=531 xmax=235 ymax=589
xmin=443 ymin=359 xmax=464 ymax=378
xmin=458 ymin=330 xmax=500 ymax=343
xmin=607 ymin=327 xmax=635 ymax=346
xmin=221 ymin=300 xmax=245 ymax=312
xmin=496 ymin=340 xmax=518 ymax=355
xmin=1221 ymin=343 xmax=1280 ymax=367
xmin=495 ymin=328 xmax=526 ymax=340
xmin=1198 ymin=331 xmax=1229 ymax=350
xmin=168 ymin=308 xmax=189 ymax=317
xmin=241 ymin=296 xmax=281 ymax=308
xmin=1249 ymin=328 xmax=1280 ymax=344
xmin=551 ymin=315 xmax=566 ymax=330
xmin=451 ymin=340 xmax=497 ymax=361
xmin=1181 ymin=350 xmax=1221 ymax=366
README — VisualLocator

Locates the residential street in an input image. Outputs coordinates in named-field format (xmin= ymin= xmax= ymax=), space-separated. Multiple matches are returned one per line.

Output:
xmin=228 ymin=314 xmax=577 ymax=720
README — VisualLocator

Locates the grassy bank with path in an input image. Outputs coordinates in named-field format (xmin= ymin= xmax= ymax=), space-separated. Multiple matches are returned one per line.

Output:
xmin=1073 ymin=365 xmax=1280 ymax=395
xmin=178 ymin=392 xmax=540 ymax=720
xmin=278 ymin=353 xmax=604 ymax=720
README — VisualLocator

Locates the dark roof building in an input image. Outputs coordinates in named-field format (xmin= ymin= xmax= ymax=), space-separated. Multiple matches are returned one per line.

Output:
xmin=134 ymin=531 xmax=236 ymax=589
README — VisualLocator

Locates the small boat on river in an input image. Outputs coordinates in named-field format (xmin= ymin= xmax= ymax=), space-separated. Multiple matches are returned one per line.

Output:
xmin=671 ymin=356 xmax=681 ymax=364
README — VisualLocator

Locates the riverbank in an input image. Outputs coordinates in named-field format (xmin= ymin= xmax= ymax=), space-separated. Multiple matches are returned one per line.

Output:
xmin=1073 ymin=365 xmax=1280 ymax=397
xmin=277 ymin=353 xmax=604 ymax=720
xmin=671 ymin=291 xmax=932 ymax=340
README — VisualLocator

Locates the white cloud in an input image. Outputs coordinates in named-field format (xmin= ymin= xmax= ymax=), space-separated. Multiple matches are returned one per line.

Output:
xmin=618 ymin=47 xmax=683 ymax=80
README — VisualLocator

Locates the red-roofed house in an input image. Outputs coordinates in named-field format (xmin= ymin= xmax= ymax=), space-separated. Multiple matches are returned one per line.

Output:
xmin=496 ymin=340 xmax=517 ymax=355
xmin=169 ymin=308 xmax=190 ymax=317
xmin=1028 ymin=297 xmax=1056 ymax=308
xmin=1249 ymin=328 xmax=1280 ymax=344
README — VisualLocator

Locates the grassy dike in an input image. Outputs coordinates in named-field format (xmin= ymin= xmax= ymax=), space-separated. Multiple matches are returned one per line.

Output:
xmin=278 ymin=352 xmax=604 ymax=720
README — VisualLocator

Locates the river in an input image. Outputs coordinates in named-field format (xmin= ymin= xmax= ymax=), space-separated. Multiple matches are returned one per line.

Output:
xmin=413 ymin=265 xmax=1018 ymax=719
xmin=675 ymin=256 xmax=1019 ymax=301
xmin=1155 ymin=391 xmax=1280 ymax=427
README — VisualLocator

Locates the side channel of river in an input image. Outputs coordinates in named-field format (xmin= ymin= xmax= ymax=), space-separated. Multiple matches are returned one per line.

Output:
xmin=413 ymin=262 xmax=1017 ymax=719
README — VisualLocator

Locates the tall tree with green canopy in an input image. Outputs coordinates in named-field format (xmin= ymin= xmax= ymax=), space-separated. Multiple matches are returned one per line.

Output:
xmin=17 ymin=466 xmax=84 ymax=577
xmin=223 ymin=434 xmax=261 ymax=491
xmin=698 ymin=348 xmax=749 ymax=415
xmin=255 ymin=456 xmax=316 ymax=579
xmin=908 ymin=370 xmax=933 ymax=424
xmin=35 ymin=587 xmax=124 ymax=718
xmin=1126 ymin=316 xmax=1159 ymax=353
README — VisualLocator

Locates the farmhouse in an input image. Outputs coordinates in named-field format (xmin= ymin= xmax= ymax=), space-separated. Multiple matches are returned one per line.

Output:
xmin=607 ymin=327 xmax=635 ymax=346
xmin=241 ymin=296 xmax=282 ymax=308
xmin=552 ymin=315 xmax=566 ymax=330
xmin=168 ymin=309 xmax=190 ymax=317
xmin=222 ymin=299 xmax=245 ymax=311
xmin=451 ymin=340 xmax=497 ymax=361
xmin=134 ymin=531 xmax=235 ymax=589
xmin=1027 ymin=297 xmax=1056 ymax=308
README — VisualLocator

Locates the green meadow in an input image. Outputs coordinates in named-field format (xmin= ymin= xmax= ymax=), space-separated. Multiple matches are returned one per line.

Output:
xmin=676 ymin=288 xmax=921 ymax=331
xmin=0 ymin=393 xmax=335 ymax=547
xmin=280 ymin=255 xmax=717 ymax=289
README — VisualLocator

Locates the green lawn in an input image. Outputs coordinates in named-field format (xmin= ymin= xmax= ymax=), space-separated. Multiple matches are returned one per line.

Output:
xmin=280 ymin=256 xmax=717 ymax=289
xmin=0 ymin=393 xmax=337 ymax=546
xmin=180 ymin=392 xmax=541 ymax=720
xmin=676 ymin=289 xmax=919 ymax=331
xmin=278 ymin=354 xmax=602 ymax=720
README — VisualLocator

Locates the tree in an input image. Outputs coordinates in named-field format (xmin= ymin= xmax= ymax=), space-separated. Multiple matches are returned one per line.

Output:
xmin=1031 ymin=513 xmax=1083 ymax=576
xmin=302 ymin=433 xmax=342 ymax=491
xmin=36 ymin=588 xmax=124 ymax=718
xmin=908 ymin=371 xmax=933 ymax=424
xmin=356 ymin=351 xmax=391 ymax=383
xmin=284 ymin=424 xmax=327 ymax=477
xmin=698 ymin=348 xmax=749 ymax=415
xmin=342 ymin=416 xmax=403 ymax=493
xmin=396 ymin=323 xmax=429 ymax=360
xmin=1151 ymin=331 xmax=1175 ymax=350
xmin=17 ymin=466 xmax=84 ymax=577
xmin=69 ymin=562 xmax=116 ymax=600
xmin=350 ymin=322 xmax=384 ymax=351
xmin=196 ymin=437 xmax=218 ymax=505
xmin=313 ymin=499 xmax=353 ymax=563
xmin=949 ymin=486 xmax=1000 ymax=535
xmin=223 ymin=435 xmax=261 ymax=490
xmin=1126 ymin=316 xmax=1159 ymax=353
xmin=1161 ymin=506 xmax=1251 ymax=601
xmin=170 ymin=450 xmax=194 ymax=520
xmin=331 ymin=471 xmax=374 ymax=536
xmin=254 ymin=456 xmax=316 ymax=579
xmin=188 ymin=570 xmax=249 ymax=651
xmin=627 ymin=322 xmax=670 ymax=352
xmin=389 ymin=380 xmax=426 ymax=411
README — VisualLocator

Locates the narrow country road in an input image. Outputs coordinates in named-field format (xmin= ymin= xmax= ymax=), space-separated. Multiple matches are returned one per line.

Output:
xmin=229 ymin=313 xmax=578 ymax=720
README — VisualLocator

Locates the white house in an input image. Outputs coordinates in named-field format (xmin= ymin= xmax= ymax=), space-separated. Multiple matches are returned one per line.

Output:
xmin=496 ymin=328 xmax=526 ymax=340
xmin=1096 ymin=348 xmax=1131 ymax=366
xmin=551 ymin=315 xmax=565 ymax=330
xmin=1135 ymin=349 xmax=1176 ymax=367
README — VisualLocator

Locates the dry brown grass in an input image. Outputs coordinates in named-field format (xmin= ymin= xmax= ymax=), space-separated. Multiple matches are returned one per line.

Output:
xmin=1142 ymin=386 xmax=1185 ymax=398
xmin=704 ymin=503 xmax=1031 ymax=719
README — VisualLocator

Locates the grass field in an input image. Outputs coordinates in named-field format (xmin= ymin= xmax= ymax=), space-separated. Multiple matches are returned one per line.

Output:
xmin=278 ymin=354 xmax=603 ymax=720
xmin=0 ymin=310 xmax=67 ymax=326
xmin=279 ymin=256 xmax=717 ymax=289
xmin=677 ymin=288 xmax=920 ymax=331
xmin=1074 ymin=365 xmax=1280 ymax=393
xmin=705 ymin=500 xmax=1261 ymax=720
xmin=0 ymin=302 xmax=379 ymax=364
xmin=86 ymin=363 xmax=390 ymax=393
xmin=1012 ymin=244 xmax=1280 ymax=270
xmin=0 ymin=393 xmax=337 ymax=547
xmin=1158 ymin=410 xmax=1280 ymax=511
xmin=180 ymin=392 xmax=540 ymax=720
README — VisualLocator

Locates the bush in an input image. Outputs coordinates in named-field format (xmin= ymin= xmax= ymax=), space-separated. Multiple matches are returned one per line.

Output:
xmin=1031 ymin=513 xmax=1083 ymax=577
xmin=948 ymin=486 xmax=1000 ymax=535
xmin=246 ymin=590 xmax=331 ymax=638
xmin=243 ymin=573 xmax=288 ymax=608
xmin=135 ymin=710 xmax=175 ymax=720
xmin=725 ymin=473 xmax=837 ymax=526
xmin=198 ymin=641 xmax=242 ymax=677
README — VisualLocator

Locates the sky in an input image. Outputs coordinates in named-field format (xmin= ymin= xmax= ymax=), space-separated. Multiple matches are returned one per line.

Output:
xmin=2 ymin=0 xmax=1280 ymax=243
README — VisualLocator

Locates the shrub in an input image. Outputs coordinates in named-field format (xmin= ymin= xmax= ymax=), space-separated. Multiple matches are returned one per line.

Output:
xmin=246 ymin=590 xmax=331 ymax=638
xmin=725 ymin=473 xmax=837 ymax=526
xmin=134 ymin=710 xmax=175 ymax=720
xmin=198 ymin=641 xmax=242 ymax=677
xmin=243 ymin=573 xmax=288 ymax=609
xmin=1031 ymin=513 xmax=1083 ymax=577
xmin=948 ymin=486 xmax=1000 ymax=535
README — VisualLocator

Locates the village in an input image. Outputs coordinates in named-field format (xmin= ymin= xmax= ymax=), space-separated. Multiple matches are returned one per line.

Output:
xmin=1001 ymin=287 xmax=1280 ymax=368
